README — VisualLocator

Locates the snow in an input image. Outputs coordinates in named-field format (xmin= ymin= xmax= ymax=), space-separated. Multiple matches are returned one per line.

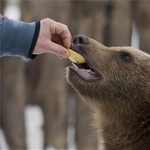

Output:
xmin=0 ymin=129 xmax=10 ymax=150
xmin=0 ymin=105 xmax=77 ymax=150
xmin=4 ymin=0 xmax=21 ymax=21
xmin=25 ymin=106 xmax=44 ymax=149
xmin=131 ymin=21 xmax=140 ymax=49
xmin=0 ymin=106 xmax=45 ymax=150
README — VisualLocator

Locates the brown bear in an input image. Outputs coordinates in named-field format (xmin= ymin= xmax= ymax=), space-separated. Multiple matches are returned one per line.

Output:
xmin=66 ymin=35 xmax=150 ymax=150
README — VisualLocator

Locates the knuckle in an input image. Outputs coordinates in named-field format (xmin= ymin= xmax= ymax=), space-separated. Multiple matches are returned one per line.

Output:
xmin=56 ymin=47 xmax=62 ymax=55
xmin=44 ymin=18 xmax=50 ymax=22
xmin=45 ymin=18 xmax=55 ymax=24
xmin=63 ymin=24 xmax=68 ymax=30
xmin=59 ymin=23 xmax=67 ymax=29
xmin=42 ymin=18 xmax=50 ymax=26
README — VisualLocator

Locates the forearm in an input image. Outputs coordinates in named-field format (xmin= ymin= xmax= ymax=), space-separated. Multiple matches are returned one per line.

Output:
xmin=0 ymin=16 xmax=40 ymax=59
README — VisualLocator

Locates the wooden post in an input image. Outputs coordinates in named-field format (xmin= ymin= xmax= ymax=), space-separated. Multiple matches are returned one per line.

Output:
xmin=21 ymin=1 xmax=70 ymax=149
xmin=133 ymin=1 xmax=150 ymax=54
xmin=1 ymin=57 xmax=26 ymax=149
xmin=107 ymin=0 xmax=132 ymax=46
xmin=1 ymin=1 xmax=26 ymax=149
xmin=69 ymin=1 xmax=106 ymax=149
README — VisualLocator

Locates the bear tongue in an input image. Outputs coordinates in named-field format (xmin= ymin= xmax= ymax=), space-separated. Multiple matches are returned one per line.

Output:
xmin=74 ymin=68 xmax=99 ymax=81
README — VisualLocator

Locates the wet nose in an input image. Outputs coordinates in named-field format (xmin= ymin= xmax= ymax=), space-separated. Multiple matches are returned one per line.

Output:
xmin=73 ymin=34 xmax=89 ymax=45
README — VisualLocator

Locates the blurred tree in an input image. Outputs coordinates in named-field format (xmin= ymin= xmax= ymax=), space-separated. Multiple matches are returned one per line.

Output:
xmin=69 ymin=1 xmax=106 ymax=150
xmin=107 ymin=0 xmax=132 ymax=46
xmin=1 ymin=57 xmax=26 ymax=149
xmin=0 ymin=0 xmax=27 ymax=149
xmin=70 ymin=1 xmax=106 ymax=43
xmin=133 ymin=1 xmax=150 ymax=54
xmin=21 ymin=1 xmax=70 ymax=149
xmin=1 ymin=1 xmax=6 ymax=13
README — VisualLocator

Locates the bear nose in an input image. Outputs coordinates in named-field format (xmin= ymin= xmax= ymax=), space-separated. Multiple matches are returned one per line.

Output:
xmin=73 ymin=34 xmax=89 ymax=45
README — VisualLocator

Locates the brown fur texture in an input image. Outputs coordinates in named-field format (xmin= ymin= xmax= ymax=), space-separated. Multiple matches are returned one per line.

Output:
xmin=67 ymin=37 xmax=150 ymax=150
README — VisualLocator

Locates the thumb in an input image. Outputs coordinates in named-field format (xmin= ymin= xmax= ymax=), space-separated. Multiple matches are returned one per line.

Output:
xmin=47 ymin=41 xmax=69 ymax=58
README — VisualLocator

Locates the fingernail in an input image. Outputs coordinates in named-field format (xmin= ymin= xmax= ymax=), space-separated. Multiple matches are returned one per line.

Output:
xmin=63 ymin=53 xmax=68 ymax=58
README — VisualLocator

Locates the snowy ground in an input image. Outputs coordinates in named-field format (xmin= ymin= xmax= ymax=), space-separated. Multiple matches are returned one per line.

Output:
xmin=0 ymin=106 xmax=45 ymax=149
xmin=0 ymin=105 xmax=76 ymax=150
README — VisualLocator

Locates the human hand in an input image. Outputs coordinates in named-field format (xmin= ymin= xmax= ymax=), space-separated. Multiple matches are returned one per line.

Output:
xmin=33 ymin=18 xmax=72 ymax=58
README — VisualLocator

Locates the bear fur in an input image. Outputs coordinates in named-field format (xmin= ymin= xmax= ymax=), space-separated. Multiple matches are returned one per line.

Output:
xmin=67 ymin=36 xmax=150 ymax=150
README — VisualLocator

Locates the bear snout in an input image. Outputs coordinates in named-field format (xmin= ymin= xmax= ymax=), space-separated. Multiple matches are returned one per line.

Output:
xmin=73 ymin=34 xmax=89 ymax=45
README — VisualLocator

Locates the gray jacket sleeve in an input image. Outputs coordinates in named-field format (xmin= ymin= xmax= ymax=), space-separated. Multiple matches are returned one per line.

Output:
xmin=0 ymin=16 xmax=40 ymax=59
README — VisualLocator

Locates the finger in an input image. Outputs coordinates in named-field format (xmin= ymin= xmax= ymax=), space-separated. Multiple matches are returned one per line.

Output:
xmin=52 ymin=23 xmax=72 ymax=48
xmin=47 ymin=41 xmax=69 ymax=58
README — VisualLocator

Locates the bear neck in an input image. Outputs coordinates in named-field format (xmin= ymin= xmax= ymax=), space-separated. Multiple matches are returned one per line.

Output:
xmin=93 ymin=102 xmax=150 ymax=150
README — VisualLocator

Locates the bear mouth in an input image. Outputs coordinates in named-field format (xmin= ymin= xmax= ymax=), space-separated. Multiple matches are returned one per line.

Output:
xmin=69 ymin=55 xmax=101 ymax=82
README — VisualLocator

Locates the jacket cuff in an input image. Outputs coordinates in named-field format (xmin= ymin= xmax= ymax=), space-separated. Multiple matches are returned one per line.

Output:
xmin=28 ymin=21 xmax=40 ymax=59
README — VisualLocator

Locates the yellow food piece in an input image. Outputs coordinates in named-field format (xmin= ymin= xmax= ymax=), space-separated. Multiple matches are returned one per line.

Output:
xmin=68 ymin=48 xmax=86 ymax=64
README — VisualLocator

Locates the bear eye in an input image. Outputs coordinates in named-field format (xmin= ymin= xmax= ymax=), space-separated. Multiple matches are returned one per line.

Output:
xmin=121 ymin=52 xmax=131 ymax=61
